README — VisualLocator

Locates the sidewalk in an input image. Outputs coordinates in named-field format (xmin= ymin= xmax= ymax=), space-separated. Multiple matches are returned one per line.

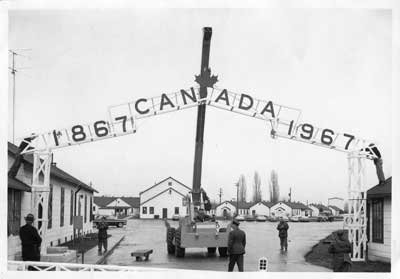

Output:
xmin=78 ymin=230 xmax=125 ymax=265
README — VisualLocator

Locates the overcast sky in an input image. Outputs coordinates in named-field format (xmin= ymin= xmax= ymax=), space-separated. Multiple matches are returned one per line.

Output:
xmin=8 ymin=9 xmax=391 ymax=204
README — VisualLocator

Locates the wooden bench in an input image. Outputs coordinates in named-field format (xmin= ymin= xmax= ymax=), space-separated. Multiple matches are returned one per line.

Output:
xmin=131 ymin=249 xmax=153 ymax=261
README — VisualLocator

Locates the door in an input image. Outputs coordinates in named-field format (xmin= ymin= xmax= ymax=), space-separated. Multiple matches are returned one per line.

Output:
xmin=162 ymin=208 xmax=168 ymax=219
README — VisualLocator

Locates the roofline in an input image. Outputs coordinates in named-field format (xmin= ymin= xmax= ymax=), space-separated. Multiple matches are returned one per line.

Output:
xmin=140 ymin=187 xmax=186 ymax=205
xmin=8 ymin=143 xmax=98 ymax=193
xmin=139 ymin=177 xmax=191 ymax=195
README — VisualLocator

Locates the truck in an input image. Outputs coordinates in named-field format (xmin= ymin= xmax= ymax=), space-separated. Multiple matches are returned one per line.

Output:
xmin=93 ymin=216 xmax=127 ymax=228
xmin=165 ymin=27 xmax=230 ymax=258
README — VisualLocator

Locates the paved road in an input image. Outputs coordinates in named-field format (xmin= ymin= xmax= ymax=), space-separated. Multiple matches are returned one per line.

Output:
xmin=105 ymin=219 xmax=342 ymax=272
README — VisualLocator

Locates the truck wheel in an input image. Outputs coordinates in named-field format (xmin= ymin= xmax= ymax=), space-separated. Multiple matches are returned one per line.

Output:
xmin=174 ymin=229 xmax=185 ymax=258
xmin=218 ymin=247 xmax=228 ymax=257
xmin=207 ymin=247 xmax=216 ymax=254
xmin=167 ymin=227 xmax=176 ymax=254
xmin=117 ymin=223 xmax=123 ymax=228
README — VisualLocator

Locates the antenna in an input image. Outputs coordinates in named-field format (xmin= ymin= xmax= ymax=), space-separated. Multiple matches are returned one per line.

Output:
xmin=9 ymin=49 xmax=32 ymax=144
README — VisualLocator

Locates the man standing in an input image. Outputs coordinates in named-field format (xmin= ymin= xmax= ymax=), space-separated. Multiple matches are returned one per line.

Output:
xmin=19 ymin=214 xmax=42 ymax=269
xmin=277 ymin=217 xmax=289 ymax=251
xmin=97 ymin=216 xmax=109 ymax=255
xmin=228 ymin=219 xmax=246 ymax=272
xmin=328 ymin=230 xmax=352 ymax=272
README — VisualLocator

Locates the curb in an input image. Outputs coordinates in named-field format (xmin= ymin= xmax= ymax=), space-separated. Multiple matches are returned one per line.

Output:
xmin=96 ymin=235 xmax=125 ymax=265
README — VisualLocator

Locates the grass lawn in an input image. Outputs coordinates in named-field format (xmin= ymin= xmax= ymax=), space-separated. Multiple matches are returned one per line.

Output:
xmin=305 ymin=230 xmax=391 ymax=272
xmin=60 ymin=233 xmax=111 ymax=253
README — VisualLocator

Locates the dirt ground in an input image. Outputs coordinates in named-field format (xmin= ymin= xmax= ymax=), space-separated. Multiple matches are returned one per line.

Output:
xmin=304 ymin=230 xmax=391 ymax=272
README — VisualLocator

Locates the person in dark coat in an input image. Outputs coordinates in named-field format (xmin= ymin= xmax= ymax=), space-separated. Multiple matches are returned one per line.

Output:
xmin=97 ymin=216 xmax=109 ymax=255
xmin=228 ymin=219 xmax=246 ymax=272
xmin=19 ymin=214 xmax=42 ymax=266
xmin=277 ymin=217 xmax=289 ymax=251
xmin=328 ymin=230 xmax=352 ymax=272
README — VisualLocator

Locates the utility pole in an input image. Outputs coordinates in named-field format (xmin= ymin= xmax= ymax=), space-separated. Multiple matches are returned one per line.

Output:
xmin=288 ymin=187 xmax=292 ymax=202
xmin=218 ymin=188 xmax=222 ymax=204
xmin=235 ymin=182 xmax=239 ymax=217
xmin=10 ymin=51 xmax=16 ymax=144
xmin=9 ymin=49 xmax=31 ymax=144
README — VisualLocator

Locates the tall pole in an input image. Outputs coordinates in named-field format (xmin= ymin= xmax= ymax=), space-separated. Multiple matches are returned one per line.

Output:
xmin=236 ymin=182 xmax=239 ymax=217
xmin=218 ymin=188 xmax=222 ymax=204
xmin=11 ymin=51 xmax=16 ymax=144
xmin=192 ymin=27 xmax=214 ymax=206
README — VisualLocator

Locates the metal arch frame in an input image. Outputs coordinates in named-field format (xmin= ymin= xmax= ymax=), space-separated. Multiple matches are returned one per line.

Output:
xmin=8 ymin=260 xmax=172 ymax=271
xmin=31 ymin=150 xmax=52 ymax=254
xmin=29 ymin=125 xmax=372 ymax=262
xmin=343 ymin=151 xmax=368 ymax=261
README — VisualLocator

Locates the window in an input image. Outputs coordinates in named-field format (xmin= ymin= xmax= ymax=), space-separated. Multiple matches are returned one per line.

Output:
xmin=90 ymin=197 xmax=93 ymax=221
xmin=168 ymin=181 xmax=172 ymax=186
xmin=60 ymin=188 xmax=65 ymax=227
xmin=70 ymin=190 xmax=74 ymax=225
xmin=48 ymin=184 xmax=53 ymax=229
xmin=8 ymin=189 xmax=21 ymax=236
xmin=371 ymin=199 xmax=384 ymax=243
xmin=84 ymin=195 xmax=87 ymax=223
xmin=175 ymin=207 xmax=179 ymax=214
xmin=142 ymin=207 xmax=147 ymax=214
xmin=150 ymin=207 xmax=154 ymax=214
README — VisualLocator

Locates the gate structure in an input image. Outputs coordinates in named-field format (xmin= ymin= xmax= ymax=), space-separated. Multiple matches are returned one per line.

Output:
xmin=15 ymin=27 xmax=382 ymax=262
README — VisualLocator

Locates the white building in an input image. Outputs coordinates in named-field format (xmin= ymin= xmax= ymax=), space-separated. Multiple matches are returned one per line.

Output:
xmin=8 ymin=142 xmax=97 ymax=260
xmin=308 ymin=203 xmax=332 ymax=217
xmin=308 ymin=204 xmax=320 ymax=217
xmin=93 ymin=196 xmax=140 ymax=217
xmin=139 ymin=177 xmax=191 ymax=219
xmin=367 ymin=177 xmax=391 ymax=263
xmin=270 ymin=201 xmax=311 ymax=217
xmin=249 ymin=201 xmax=275 ymax=217
xmin=328 ymin=205 xmax=342 ymax=216
xmin=215 ymin=201 xmax=236 ymax=217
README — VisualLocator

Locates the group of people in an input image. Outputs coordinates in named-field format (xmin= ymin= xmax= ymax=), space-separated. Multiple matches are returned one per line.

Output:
xmin=19 ymin=213 xmax=352 ymax=272
xmin=227 ymin=216 xmax=352 ymax=272
xmin=227 ymin=216 xmax=289 ymax=272
xmin=18 ymin=213 xmax=110 ymax=269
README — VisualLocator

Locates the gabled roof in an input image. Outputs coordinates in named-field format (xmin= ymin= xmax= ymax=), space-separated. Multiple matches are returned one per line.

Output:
xmin=216 ymin=201 xmax=254 ymax=209
xmin=281 ymin=201 xmax=311 ymax=210
xmin=367 ymin=177 xmax=391 ymax=198
xmin=249 ymin=201 xmax=275 ymax=208
xmin=94 ymin=196 xmax=116 ymax=207
xmin=8 ymin=177 xmax=31 ymax=192
xmin=121 ymin=197 xmax=140 ymax=208
xmin=328 ymin=205 xmax=342 ymax=212
xmin=140 ymin=187 xmax=186 ymax=205
xmin=309 ymin=203 xmax=331 ymax=212
xmin=139 ymin=176 xmax=191 ymax=195
xmin=8 ymin=142 xmax=97 ymax=193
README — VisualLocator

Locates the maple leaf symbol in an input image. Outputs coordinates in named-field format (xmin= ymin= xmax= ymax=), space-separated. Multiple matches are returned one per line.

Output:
xmin=195 ymin=68 xmax=218 ymax=88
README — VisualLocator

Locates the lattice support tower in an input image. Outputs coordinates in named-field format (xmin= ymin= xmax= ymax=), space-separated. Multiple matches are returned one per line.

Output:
xmin=344 ymin=151 xmax=367 ymax=261
xmin=31 ymin=150 xmax=52 ymax=255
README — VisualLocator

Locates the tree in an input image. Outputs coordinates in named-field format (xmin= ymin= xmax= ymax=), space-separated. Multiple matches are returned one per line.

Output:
xmin=252 ymin=171 xmax=262 ymax=202
xmin=269 ymin=170 xmax=280 ymax=203
xmin=238 ymin=174 xmax=247 ymax=202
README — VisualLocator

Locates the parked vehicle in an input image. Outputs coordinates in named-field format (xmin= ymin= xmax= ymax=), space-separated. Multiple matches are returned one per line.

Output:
xmin=245 ymin=215 xmax=256 ymax=222
xmin=289 ymin=216 xmax=300 ymax=222
xmin=235 ymin=215 xmax=245 ymax=221
xmin=299 ymin=216 xmax=310 ymax=222
xmin=307 ymin=216 xmax=319 ymax=222
xmin=255 ymin=215 xmax=267 ymax=222
xmin=281 ymin=216 xmax=289 ymax=222
xmin=93 ymin=215 xmax=127 ymax=228
xmin=172 ymin=214 xmax=180 ymax=221
xmin=268 ymin=216 xmax=278 ymax=222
